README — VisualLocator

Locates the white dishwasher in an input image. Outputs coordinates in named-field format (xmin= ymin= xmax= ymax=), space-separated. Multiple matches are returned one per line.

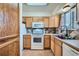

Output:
xmin=63 ymin=43 xmax=79 ymax=56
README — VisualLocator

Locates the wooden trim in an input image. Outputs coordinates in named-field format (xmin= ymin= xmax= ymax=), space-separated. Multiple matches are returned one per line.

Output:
xmin=0 ymin=38 xmax=18 ymax=48
xmin=0 ymin=34 xmax=19 ymax=41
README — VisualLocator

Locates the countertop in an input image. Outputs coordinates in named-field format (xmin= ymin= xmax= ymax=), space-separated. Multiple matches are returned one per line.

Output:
xmin=25 ymin=33 xmax=58 ymax=35
xmin=24 ymin=33 xmax=79 ymax=51
xmin=53 ymin=35 xmax=79 ymax=51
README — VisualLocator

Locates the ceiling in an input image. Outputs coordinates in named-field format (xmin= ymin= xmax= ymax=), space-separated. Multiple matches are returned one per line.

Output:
xmin=22 ymin=3 xmax=65 ymax=16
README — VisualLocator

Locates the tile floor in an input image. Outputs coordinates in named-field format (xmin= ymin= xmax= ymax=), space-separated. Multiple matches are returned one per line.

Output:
xmin=22 ymin=49 xmax=54 ymax=56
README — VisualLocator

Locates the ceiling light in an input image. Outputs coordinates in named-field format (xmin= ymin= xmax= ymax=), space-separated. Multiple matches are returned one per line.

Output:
xmin=27 ymin=3 xmax=48 ymax=6
xmin=62 ymin=5 xmax=71 ymax=12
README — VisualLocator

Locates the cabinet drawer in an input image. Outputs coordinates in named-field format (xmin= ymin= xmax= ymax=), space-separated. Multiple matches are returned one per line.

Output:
xmin=24 ymin=35 xmax=31 ymax=39
xmin=44 ymin=35 xmax=50 ymax=39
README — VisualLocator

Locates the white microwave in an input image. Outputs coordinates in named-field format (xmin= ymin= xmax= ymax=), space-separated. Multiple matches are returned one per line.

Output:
xmin=32 ymin=22 xmax=44 ymax=28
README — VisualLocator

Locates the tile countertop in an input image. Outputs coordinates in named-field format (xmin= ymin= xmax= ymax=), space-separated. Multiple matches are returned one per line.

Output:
xmin=53 ymin=35 xmax=79 ymax=51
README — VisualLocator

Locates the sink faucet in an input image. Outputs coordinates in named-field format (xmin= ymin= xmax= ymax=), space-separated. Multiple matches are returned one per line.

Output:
xmin=59 ymin=25 xmax=69 ymax=37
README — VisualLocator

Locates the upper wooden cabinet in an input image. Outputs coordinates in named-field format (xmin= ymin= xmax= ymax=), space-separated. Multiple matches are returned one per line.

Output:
xmin=54 ymin=15 xmax=60 ymax=27
xmin=33 ymin=17 xmax=39 ymax=22
xmin=43 ymin=17 xmax=49 ymax=27
xmin=49 ymin=15 xmax=60 ymax=28
xmin=25 ymin=17 xmax=49 ymax=28
xmin=26 ymin=17 xmax=32 ymax=28
xmin=49 ymin=16 xmax=55 ymax=27
xmin=33 ymin=17 xmax=43 ymax=22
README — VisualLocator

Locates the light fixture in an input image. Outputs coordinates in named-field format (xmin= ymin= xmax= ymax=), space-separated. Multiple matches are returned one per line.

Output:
xmin=62 ymin=4 xmax=71 ymax=12
xmin=27 ymin=3 xmax=48 ymax=6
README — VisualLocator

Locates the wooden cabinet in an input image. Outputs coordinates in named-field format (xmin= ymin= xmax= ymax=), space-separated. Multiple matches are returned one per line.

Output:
xmin=23 ymin=17 xmax=50 ymax=28
xmin=51 ymin=36 xmax=55 ymax=54
xmin=54 ymin=39 xmax=62 ymax=56
xmin=43 ymin=17 xmax=49 ymax=27
xmin=23 ymin=35 xmax=31 ymax=49
xmin=54 ymin=15 xmax=60 ymax=27
xmin=49 ymin=15 xmax=60 ymax=28
xmin=44 ymin=35 xmax=51 ymax=49
xmin=49 ymin=16 xmax=55 ymax=27
xmin=26 ymin=17 xmax=32 ymax=28
xmin=33 ymin=17 xmax=43 ymax=22
xmin=33 ymin=17 xmax=39 ymax=22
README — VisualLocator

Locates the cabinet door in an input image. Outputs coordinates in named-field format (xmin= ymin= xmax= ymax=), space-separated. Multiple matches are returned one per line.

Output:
xmin=55 ymin=44 xmax=62 ymax=56
xmin=44 ymin=35 xmax=50 ymax=49
xmin=54 ymin=15 xmax=60 ymax=27
xmin=33 ymin=17 xmax=39 ymax=22
xmin=55 ymin=39 xmax=62 ymax=56
xmin=23 ymin=35 xmax=31 ymax=49
xmin=38 ymin=17 xmax=43 ymax=22
xmin=49 ymin=16 xmax=55 ymax=28
xmin=26 ymin=17 xmax=32 ymax=27
xmin=43 ymin=17 xmax=49 ymax=27
xmin=51 ymin=36 xmax=55 ymax=53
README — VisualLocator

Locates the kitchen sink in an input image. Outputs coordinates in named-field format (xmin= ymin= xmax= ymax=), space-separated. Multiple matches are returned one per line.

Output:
xmin=56 ymin=35 xmax=75 ymax=40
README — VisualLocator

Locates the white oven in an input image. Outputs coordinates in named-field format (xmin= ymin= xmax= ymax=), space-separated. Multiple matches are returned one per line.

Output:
xmin=31 ymin=35 xmax=44 ymax=49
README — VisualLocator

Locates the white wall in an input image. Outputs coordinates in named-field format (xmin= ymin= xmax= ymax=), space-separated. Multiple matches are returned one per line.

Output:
xmin=22 ymin=3 xmax=65 ymax=17
xmin=22 ymin=12 xmax=51 ymax=17
xmin=19 ymin=4 xmax=26 ymax=56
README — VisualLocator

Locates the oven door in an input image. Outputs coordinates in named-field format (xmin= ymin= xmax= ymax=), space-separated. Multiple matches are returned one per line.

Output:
xmin=31 ymin=36 xmax=44 ymax=49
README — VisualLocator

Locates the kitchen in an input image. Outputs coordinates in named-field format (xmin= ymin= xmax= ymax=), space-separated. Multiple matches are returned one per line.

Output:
xmin=22 ymin=3 xmax=79 ymax=56
xmin=0 ymin=3 xmax=79 ymax=56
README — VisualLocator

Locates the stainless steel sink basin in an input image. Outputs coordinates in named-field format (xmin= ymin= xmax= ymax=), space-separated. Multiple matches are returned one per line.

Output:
xmin=56 ymin=35 xmax=75 ymax=40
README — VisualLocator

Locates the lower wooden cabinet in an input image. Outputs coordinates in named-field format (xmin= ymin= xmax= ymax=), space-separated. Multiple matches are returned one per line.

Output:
xmin=54 ymin=39 xmax=62 ymax=56
xmin=51 ymin=36 xmax=62 ymax=56
xmin=44 ymin=35 xmax=51 ymax=49
xmin=23 ymin=35 xmax=31 ymax=49
xmin=51 ymin=36 xmax=55 ymax=54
